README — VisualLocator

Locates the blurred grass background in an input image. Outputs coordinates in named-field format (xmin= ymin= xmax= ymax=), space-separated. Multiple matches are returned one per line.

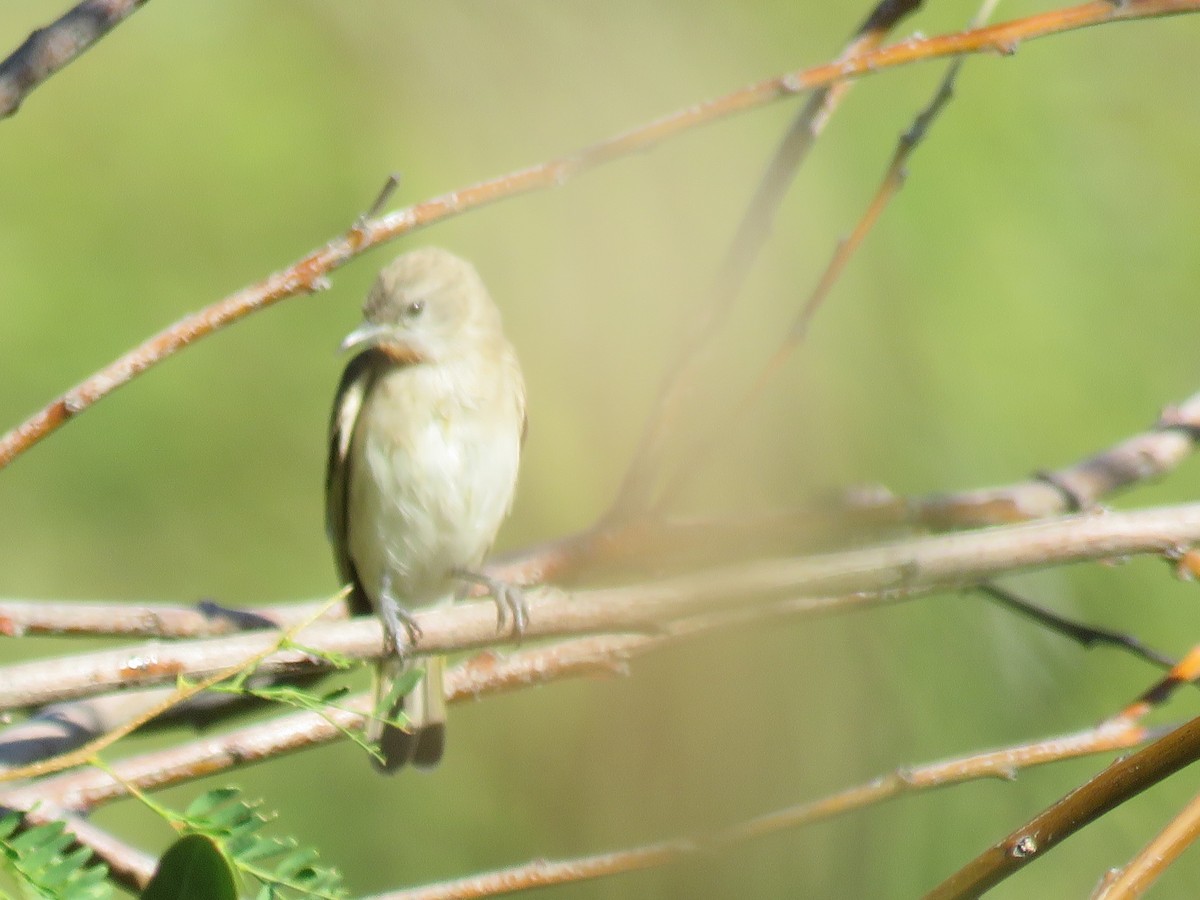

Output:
xmin=2 ymin=1 xmax=1200 ymax=896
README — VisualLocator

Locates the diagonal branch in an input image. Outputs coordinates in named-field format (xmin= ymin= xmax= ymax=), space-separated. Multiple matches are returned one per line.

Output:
xmin=850 ymin=388 xmax=1200 ymax=531
xmin=1092 ymin=785 xmax=1200 ymax=898
xmin=0 ymin=0 xmax=150 ymax=120
xmin=658 ymin=4 xmax=987 ymax=508
xmin=367 ymin=716 xmax=1152 ymax=900
xmin=0 ymin=630 xmax=1158 ymax=896
xmin=925 ymin=714 xmax=1200 ymax=899
xmin=609 ymin=0 xmax=922 ymax=517
xmin=2 ymin=0 xmax=1195 ymax=472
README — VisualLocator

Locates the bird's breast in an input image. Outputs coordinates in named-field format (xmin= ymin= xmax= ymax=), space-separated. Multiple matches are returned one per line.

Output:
xmin=347 ymin=360 xmax=523 ymax=605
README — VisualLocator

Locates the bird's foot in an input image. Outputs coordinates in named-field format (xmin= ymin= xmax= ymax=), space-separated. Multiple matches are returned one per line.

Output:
xmin=454 ymin=569 xmax=529 ymax=639
xmin=380 ymin=572 xmax=422 ymax=658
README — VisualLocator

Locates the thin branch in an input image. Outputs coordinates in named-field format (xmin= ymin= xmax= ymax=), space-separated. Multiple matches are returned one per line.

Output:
xmin=909 ymin=392 xmax=1200 ymax=529
xmin=1111 ymin=643 xmax=1200 ymax=723
xmin=0 ymin=690 xmax=182 ymax=770
xmin=365 ymin=842 xmax=693 ymax=900
xmin=0 ymin=671 xmax=327 ymax=769
xmin=2 ymin=0 xmax=1195 ymax=472
xmin=0 ymin=589 xmax=927 ymax=770
xmin=6 ymin=385 xmax=1200 ymax=642
xmin=0 ymin=633 xmax=656 ymax=811
xmin=370 ymin=717 xmax=1151 ymax=900
xmin=2 ymin=635 xmax=1157 ymax=898
xmin=14 ymin=572 xmax=1175 ymax=770
xmin=609 ymin=0 xmax=922 ymax=517
xmin=925 ymin=714 xmax=1200 ymax=899
xmin=1093 ymin=786 xmax=1200 ymax=899
xmin=5 ymin=502 xmax=1200 ymax=717
xmin=0 ymin=0 xmax=149 ymax=120
xmin=0 ymin=595 xmax=344 ymax=782
xmin=0 ymin=596 xmax=337 ymax=639
xmin=659 ymin=5 xmax=984 ymax=507
xmin=978 ymin=583 xmax=1176 ymax=670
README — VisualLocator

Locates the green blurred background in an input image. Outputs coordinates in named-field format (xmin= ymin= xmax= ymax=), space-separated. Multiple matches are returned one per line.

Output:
xmin=2 ymin=1 xmax=1200 ymax=896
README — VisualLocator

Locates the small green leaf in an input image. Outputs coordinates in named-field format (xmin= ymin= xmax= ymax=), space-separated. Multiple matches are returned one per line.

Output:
xmin=234 ymin=836 xmax=285 ymax=864
xmin=0 ymin=811 xmax=20 ymax=839
xmin=183 ymin=788 xmax=240 ymax=820
xmin=0 ymin=813 xmax=113 ymax=899
xmin=274 ymin=848 xmax=318 ymax=878
xmin=142 ymin=834 xmax=236 ymax=900
xmin=10 ymin=820 xmax=64 ymax=852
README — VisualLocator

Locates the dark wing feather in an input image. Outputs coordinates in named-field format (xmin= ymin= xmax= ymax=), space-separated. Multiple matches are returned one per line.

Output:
xmin=325 ymin=349 xmax=388 ymax=618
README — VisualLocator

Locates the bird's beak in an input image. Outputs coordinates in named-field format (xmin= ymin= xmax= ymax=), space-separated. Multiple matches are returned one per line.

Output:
xmin=339 ymin=322 xmax=391 ymax=354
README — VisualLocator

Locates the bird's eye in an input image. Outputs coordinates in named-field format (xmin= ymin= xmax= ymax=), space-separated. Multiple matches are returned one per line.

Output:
xmin=403 ymin=301 xmax=425 ymax=319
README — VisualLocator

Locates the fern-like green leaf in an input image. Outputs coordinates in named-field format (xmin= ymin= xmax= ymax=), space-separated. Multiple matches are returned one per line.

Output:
xmin=0 ymin=813 xmax=112 ymax=900
xmin=183 ymin=788 xmax=240 ymax=820
xmin=170 ymin=788 xmax=346 ymax=900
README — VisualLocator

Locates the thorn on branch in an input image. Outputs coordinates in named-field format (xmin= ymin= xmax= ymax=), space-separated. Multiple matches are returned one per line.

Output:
xmin=355 ymin=173 xmax=402 ymax=230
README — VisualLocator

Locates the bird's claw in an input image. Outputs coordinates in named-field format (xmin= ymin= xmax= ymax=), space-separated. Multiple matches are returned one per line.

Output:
xmin=494 ymin=582 xmax=528 ymax=637
xmin=455 ymin=569 xmax=529 ymax=640
xmin=380 ymin=572 xmax=422 ymax=660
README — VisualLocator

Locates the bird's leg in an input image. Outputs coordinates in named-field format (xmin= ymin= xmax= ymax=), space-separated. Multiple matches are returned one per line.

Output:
xmin=379 ymin=571 xmax=422 ymax=657
xmin=374 ymin=573 xmax=426 ymax=725
xmin=453 ymin=569 xmax=529 ymax=638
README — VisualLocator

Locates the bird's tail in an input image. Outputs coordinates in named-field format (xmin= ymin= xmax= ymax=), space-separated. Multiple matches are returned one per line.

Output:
xmin=368 ymin=654 xmax=447 ymax=772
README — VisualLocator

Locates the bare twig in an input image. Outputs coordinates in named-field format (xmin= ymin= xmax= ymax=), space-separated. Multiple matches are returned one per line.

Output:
xmin=0 ymin=0 xmax=149 ymax=120
xmin=2 ymin=0 xmax=1195 ymax=472
xmin=7 ymin=385 xmax=1200 ymax=642
xmin=1093 ymin=786 xmax=1200 ymax=899
xmin=0 ymin=596 xmax=337 ymax=639
xmin=0 ymin=690 xmax=182 ymax=770
xmin=825 ymin=389 xmax=1200 ymax=532
xmin=1110 ymin=643 xmax=1200 ymax=723
xmin=366 ymin=842 xmax=692 ymax=900
xmin=2 ymin=639 xmax=1157 ymax=899
xmin=0 ymin=588 xmax=929 ymax=770
xmin=0 ymin=595 xmax=344 ymax=781
xmin=659 ymin=4 xmax=987 ymax=507
xmin=6 ymin=503 xmax=1200 ymax=717
xmin=0 ymin=633 xmax=657 ymax=810
xmin=910 ymin=392 xmax=1200 ymax=529
xmin=925 ymin=714 xmax=1200 ymax=899
xmin=610 ymin=0 xmax=922 ymax=517
xmin=978 ymin=583 xmax=1176 ymax=669
xmin=369 ymin=717 xmax=1151 ymax=900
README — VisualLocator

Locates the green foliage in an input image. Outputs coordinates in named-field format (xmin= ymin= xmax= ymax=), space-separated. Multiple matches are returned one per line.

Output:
xmin=4 ymin=3 xmax=1200 ymax=896
xmin=142 ymin=835 xmax=235 ymax=900
xmin=164 ymin=789 xmax=347 ymax=900
xmin=203 ymin=678 xmax=387 ymax=766
xmin=0 ymin=811 xmax=111 ymax=900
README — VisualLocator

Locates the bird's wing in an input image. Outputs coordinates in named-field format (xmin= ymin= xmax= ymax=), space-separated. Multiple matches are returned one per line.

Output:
xmin=325 ymin=348 xmax=387 ymax=616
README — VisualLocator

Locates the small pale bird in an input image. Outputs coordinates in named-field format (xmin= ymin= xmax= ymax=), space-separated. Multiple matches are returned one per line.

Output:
xmin=325 ymin=247 xmax=527 ymax=771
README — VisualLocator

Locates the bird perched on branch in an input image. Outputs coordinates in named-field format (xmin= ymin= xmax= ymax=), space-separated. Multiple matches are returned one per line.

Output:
xmin=325 ymin=247 xmax=527 ymax=771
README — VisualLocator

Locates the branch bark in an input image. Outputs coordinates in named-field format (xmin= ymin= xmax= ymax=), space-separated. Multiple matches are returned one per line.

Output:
xmin=0 ymin=0 xmax=149 ymax=120
xmin=926 ymin=714 xmax=1200 ymax=899
xmin=4 ymin=502 xmax=1200 ymax=714
xmin=2 ymin=0 xmax=1195 ymax=471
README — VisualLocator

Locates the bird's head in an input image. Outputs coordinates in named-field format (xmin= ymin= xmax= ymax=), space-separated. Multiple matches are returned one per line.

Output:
xmin=340 ymin=247 xmax=502 ymax=364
